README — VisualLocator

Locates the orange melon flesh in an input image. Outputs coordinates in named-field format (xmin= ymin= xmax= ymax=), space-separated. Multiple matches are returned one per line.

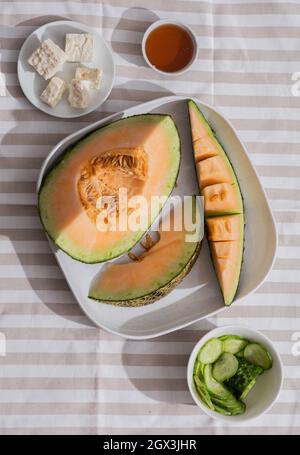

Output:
xmin=210 ymin=241 xmax=243 ymax=306
xmin=88 ymin=201 xmax=201 ymax=303
xmin=39 ymin=114 xmax=181 ymax=263
xmin=206 ymin=214 xmax=243 ymax=241
xmin=196 ymin=155 xmax=235 ymax=190
xmin=201 ymin=183 xmax=243 ymax=217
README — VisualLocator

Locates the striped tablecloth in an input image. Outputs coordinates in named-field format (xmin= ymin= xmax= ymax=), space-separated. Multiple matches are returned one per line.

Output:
xmin=0 ymin=0 xmax=300 ymax=435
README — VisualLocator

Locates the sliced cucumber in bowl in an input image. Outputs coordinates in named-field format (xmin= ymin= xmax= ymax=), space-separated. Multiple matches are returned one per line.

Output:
xmin=244 ymin=343 xmax=273 ymax=370
xmin=220 ymin=335 xmax=248 ymax=354
xmin=198 ymin=338 xmax=223 ymax=364
xmin=212 ymin=352 xmax=238 ymax=382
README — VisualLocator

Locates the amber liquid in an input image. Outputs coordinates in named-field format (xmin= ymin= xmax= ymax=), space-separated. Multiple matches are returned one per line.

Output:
xmin=145 ymin=24 xmax=194 ymax=73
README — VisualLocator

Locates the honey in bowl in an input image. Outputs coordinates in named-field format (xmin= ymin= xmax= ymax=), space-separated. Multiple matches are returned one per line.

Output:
xmin=145 ymin=24 xmax=195 ymax=73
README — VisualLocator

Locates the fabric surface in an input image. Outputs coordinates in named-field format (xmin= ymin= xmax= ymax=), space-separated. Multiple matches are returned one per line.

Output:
xmin=0 ymin=0 xmax=300 ymax=435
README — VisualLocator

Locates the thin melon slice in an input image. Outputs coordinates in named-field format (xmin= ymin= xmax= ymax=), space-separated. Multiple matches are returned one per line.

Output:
xmin=38 ymin=114 xmax=181 ymax=263
xmin=202 ymin=183 xmax=243 ymax=217
xmin=89 ymin=197 xmax=202 ymax=306
xmin=196 ymin=155 xmax=235 ymax=190
xmin=210 ymin=241 xmax=243 ymax=306
xmin=206 ymin=214 xmax=244 ymax=242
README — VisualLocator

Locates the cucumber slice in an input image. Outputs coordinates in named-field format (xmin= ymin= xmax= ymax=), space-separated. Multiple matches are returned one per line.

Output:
xmin=193 ymin=359 xmax=202 ymax=378
xmin=198 ymin=338 xmax=223 ymax=364
xmin=236 ymin=349 xmax=245 ymax=358
xmin=212 ymin=352 xmax=239 ymax=382
xmin=204 ymin=364 xmax=230 ymax=398
xmin=211 ymin=394 xmax=246 ymax=416
xmin=194 ymin=375 xmax=214 ymax=410
xmin=239 ymin=377 xmax=257 ymax=400
xmin=220 ymin=335 xmax=248 ymax=354
xmin=213 ymin=404 xmax=232 ymax=416
xmin=244 ymin=343 xmax=273 ymax=370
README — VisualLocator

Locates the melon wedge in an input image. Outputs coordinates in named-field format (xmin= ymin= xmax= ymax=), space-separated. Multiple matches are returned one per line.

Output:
xmin=188 ymin=99 xmax=244 ymax=306
xmin=210 ymin=241 xmax=243 ymax=306
xmin=89 ymin=197 xmax=202 ymax=306
xmin=38 ymin=114 xmax=181 ymax=263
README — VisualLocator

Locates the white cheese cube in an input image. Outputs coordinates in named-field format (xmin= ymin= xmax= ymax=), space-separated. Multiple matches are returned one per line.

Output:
xmin=75 ymin=66 xmax=102 ymax=89
xmin=40 ymin=76 xmax=66 ymax=107
xmin=28 ymin=39 xmax=66 ymax=80
xmin=65 ymin=34 xmax=93 ymax=62
xmin=68 ymin=79 xmax=89 ymax=108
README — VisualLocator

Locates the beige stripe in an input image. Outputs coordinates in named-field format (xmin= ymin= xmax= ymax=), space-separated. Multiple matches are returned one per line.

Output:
xmin=101 ymin=427 xmax=300 ymax=435
xmin=279 ymin=235 xmax=300 ymax=247
xmin=0 ymin=109 xmax=105 ymax=123
xmin=0 ymin=376 xmax=296 ymax=391
xmin=0 ymin=157 xmax=43 ymax=169
xmin=0 ymin=253 xmax=55 ymax=265
xmin=0 ymin=352 xmax=296 ymax=365
xmin=0 ymin=133 xmax=65 ymax=146
xmin=0 ymin=427 xmax=98 ymax=435
xmin=0 ymin=182 xmax=35 ymax=194
xmin=233 ymin=119 xmax=300 ymax=132
xmin=0 ymin=377 xmax=186 ymax=391
xmin=0 ymin=278 xmax=68 ymax=291
xmin=0 ymin=402 xmax=298 ymax=416
xmin=221 ymin=306 xmax=300 ymax=318
xmin=274 ymin=258 xmax=300 ymax=270
xmin=247 ymin=143 xmax=300 ymax=155
xmin=0 ymin=205 xmax=37 ymax=216
xmin=266 ymin=188 xmax=300 ymax=200
xmin=214 ymin=95 xmax=300 ymax=108
xmin=0 ymin=229 xmax=45 ymax=240
xmin=0 ymin=327 xmax=294 ymax=342
xmin=256 ymin=166 xmax=300 ymax=178
xmin=259 ymin=282 xmax=300 ymax=293
xmin=0 ymin=302 xmax=81 ymax=316
xmin=1 ymin=0 xmax=300 ymax=16
xmin=1 ymin=14 xmax=300 ymax=39
xmin=274 ymin=211 xmax=300 ymax=223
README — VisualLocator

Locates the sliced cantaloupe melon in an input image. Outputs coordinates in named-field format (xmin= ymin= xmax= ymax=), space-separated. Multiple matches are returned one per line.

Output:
xmin=201 ymin=183 xmax=243 ymax=217
xmin=89 ymin=197 xmax=202 ymax=306
xmin=38 ymin=114 xmax=181 ymax=263
xmin=206 ymin=214 xmax=244 ymax=242
xmin=196 ymin=155 xmax=235 ymax=190
xmin=210 ymin=241 xmax=243 ymax=306
xmin=188 ymin=99 xmax=244 ymax=306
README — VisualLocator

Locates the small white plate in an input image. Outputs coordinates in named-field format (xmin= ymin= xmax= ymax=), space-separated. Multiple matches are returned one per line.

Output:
xmin=187 ymin=325 xmax=283 ymax=423
xmin=17 ymin=20 xmax=115 ymax=118
xmin=37 ymin=96 xmax=277 ymax=339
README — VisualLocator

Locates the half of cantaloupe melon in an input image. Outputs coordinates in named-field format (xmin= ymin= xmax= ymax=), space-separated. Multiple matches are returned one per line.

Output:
xmin=38 ymin=114 xmax=181 ymax=263
xmin=188 ymin=100 xmax=244 ymax=306
xmin=89 ymin=197 xmax=202 ymax=306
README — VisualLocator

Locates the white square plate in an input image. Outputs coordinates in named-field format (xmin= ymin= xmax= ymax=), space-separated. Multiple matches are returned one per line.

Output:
xmin=37 ymin=96 xmax=277 ymax=339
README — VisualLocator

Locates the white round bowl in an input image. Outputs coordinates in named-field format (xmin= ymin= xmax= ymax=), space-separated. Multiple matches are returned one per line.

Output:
xmin=141 ymin=19 xmax=198 ymax=76
xmin=187 ymin=325 xmax=283 ymax=423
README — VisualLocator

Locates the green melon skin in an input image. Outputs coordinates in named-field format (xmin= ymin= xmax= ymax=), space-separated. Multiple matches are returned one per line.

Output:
xmin=89 ymin=242 xmax=201 ymax=307
xmin=38 ymin=114 xmax=181 ymax=264
xmin=188 ymin=99 xmax=245 ymax=306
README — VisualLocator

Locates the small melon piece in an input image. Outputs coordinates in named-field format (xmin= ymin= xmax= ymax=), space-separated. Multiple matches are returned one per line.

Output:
xmin=188 ymin=100 xmax=225 ymax=161
xmin=202 ymin=183 xmax=243 ymax=217
xmin=210 ymin=241 xmax=243 ymax=305
xmin=38 ymin=114 xmax=181 ymax=263
xmin=196 ymin=156 xmax=235 ymax=190
xmin=89 ymin=197 xmax=202 ymax=306
xmin=206 ymin=214 xmax=244 ymax=242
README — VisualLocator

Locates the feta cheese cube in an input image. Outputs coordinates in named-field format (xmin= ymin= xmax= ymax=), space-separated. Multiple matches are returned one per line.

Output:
xmin=75 ymin=66 xmax=102 ymax=89
xmin=40 ymin=76 xmax=66 ymax=107
xmin=65 ymin=34 xmax=93 ymax=62
xmin=68 ymin=79 xmax=89 ymax=108
xmin=28 ymin=39 xmax=66 ymax=80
